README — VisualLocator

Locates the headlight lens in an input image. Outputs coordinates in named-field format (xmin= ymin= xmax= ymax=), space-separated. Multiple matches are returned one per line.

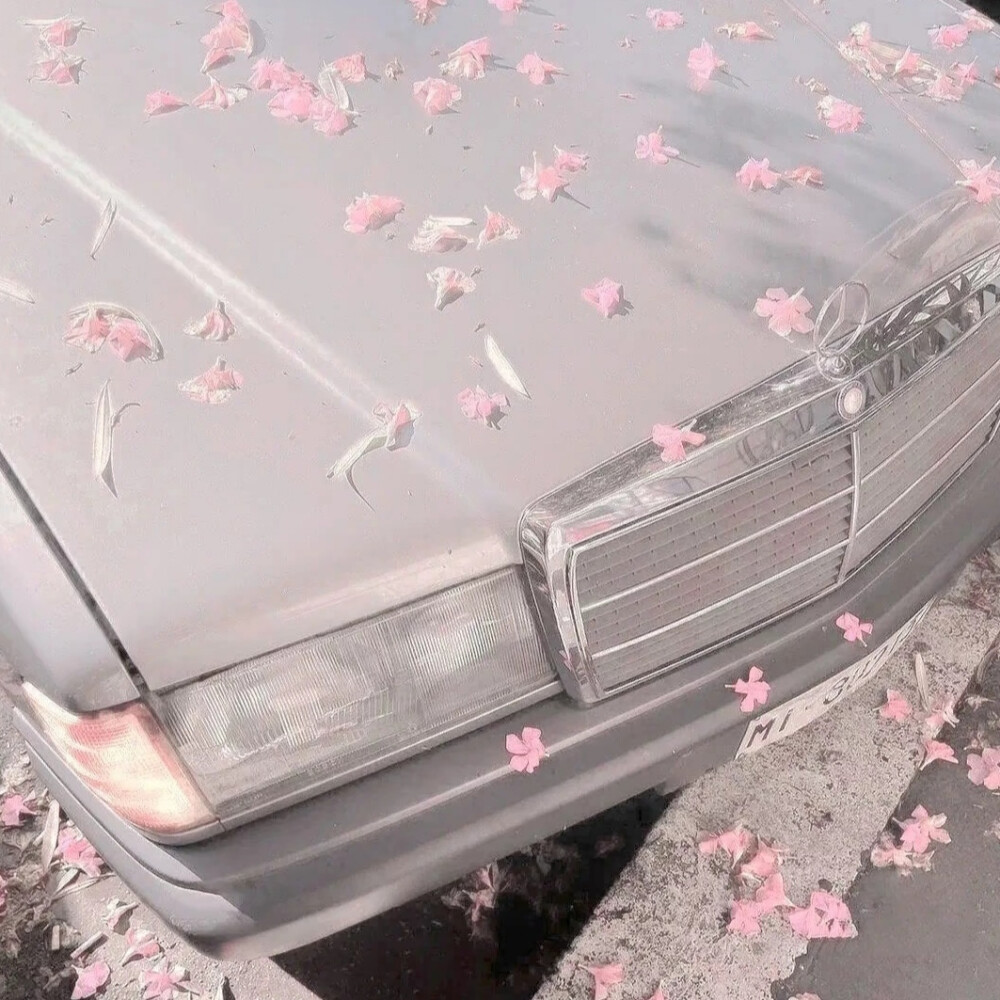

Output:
xmin=153 ymin=568 xmax=557 ymax=821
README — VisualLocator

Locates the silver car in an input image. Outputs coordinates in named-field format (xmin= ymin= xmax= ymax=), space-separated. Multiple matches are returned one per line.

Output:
xmin=1 ymin=0 xmax=999 ymax=959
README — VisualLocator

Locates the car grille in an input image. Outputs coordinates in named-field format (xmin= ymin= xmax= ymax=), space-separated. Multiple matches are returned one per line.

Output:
xmin=523 ymin=245 xmax=1000 ymax=701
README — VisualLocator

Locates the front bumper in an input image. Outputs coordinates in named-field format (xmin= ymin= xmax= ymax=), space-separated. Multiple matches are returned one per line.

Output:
xmin=17 ymin=432 xmax=1000 ymax=960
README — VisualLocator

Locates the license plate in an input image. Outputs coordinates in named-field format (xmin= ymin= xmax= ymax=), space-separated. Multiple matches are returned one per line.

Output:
xmin=735 ymin=600 xmax=935 ymax=758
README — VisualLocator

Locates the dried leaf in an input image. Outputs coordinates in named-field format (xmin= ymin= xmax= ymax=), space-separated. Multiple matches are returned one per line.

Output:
xmin=0 ymin=276 xmax=35 ymax=304
xmin=484 ymin=334 xmax=530 ymax=398
xmin=92 ymin=380 xmax=113 ymax=489
xmin=69 ymin=931 xmax=105 ymax=961
xmin=318 ymin=63 xmax=353 ymax=110
xmin=90 ymin=198 xmax=117 ymax=259
xmin=914 ymin=651 xmax=932 ymax=710
xmin=40 ymin=801 xmax=60 ymax=870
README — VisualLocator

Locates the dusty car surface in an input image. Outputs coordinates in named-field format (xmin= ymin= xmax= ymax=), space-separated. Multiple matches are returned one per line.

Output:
xmin=1 ymin=0 xmax=1000 ymax=960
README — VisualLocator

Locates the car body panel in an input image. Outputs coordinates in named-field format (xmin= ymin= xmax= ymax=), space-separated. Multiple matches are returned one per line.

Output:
xmin=0 ymin=0 xmax=988 ymax=688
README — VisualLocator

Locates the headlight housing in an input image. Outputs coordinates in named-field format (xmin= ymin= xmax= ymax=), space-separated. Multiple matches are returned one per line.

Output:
xmin=152 ymin=568 xmax=558 ymax=824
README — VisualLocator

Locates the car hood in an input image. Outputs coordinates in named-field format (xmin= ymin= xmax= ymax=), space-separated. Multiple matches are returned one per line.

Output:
xmin=0 ymin=0 xmax=996 ymax=689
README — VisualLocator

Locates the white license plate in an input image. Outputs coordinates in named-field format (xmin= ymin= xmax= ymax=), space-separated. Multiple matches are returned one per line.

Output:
xmin=735 ymin=600 xmax=935 ymax=758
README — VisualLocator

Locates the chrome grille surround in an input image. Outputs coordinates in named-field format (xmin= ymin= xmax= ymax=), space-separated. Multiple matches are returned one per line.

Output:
xmin=521 ymin=242 xmax=1000 ymax=703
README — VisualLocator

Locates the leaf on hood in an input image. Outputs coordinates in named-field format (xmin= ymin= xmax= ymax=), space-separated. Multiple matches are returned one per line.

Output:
xmin=484 ymin=334 xmax=530 ymax=399
xmin=90 ymin=198 xmax=117 ymax=259
xmin=0 ymin=276 xmax=35 ymax=304
xmin=317 ymin=63 xmax=353 ymax=110
xmin=92 ymin=380 xmax=115 ymax=493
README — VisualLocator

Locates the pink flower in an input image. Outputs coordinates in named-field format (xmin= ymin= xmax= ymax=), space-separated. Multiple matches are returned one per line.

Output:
xmin=144 ymin=90 xmax=187 ymax=117
xmin=413 ymin=76 xmax=462 ymax=113
xmin=1 ymin=793 xmax=37 ymax=827
xmin=185 ymin=302 xmax=236 ymax=341
xmin=687 ymin=40 xmax=725 ymax=90
xmin=373 ymin=402 xmax=415 ymax=449
xmin=441 ymin=37 xmax=493 ymax=79
xmin=870 ymin=830 xmax=915 ymax=870
xmin=122 ymin=927 xmax=161 ymax=964
xmin=718 ymin=20 xmax=773 ymax=40
xmin=726 ymin=665 xmax=770 ymax=713
xmin=736 ymin=156 xmax=780 ymax=191
xmin=459 ymin=385 xmax=510 ymax=426
xmin=897 ymin=804 xmax=950 ymax=853
xmin=343 ymin=193 xmax=405 ymax=233
xmin=754 ymin=287 xmax=814 ymax=336
xmin=333 ymin=52 xmax=368 ymax=83
xmin=553 ymin=146 xmax=588 ymax=172
xmin=427 ymin=267 xmax=476 ymax=310
xmin=754 ymin=872 xmax=793 ymax=914
xmin=477 ymin=207 xmax=520 ymax=248
xmin=951 ymin=60 xmax=979 ymax=88
xmin=698 ymin=825 xmax=754 ymax=862
xmin=141 ymin=962 xmax=190 ymax=1000
xmin=506 ymin=726 xmax=545 ymax=772
xmin=582 ymin=278 xmax=624 ymax=319
xmin=835 ymin=611 xmax=873 ymax=645
xmin=740 ymin=842 xmax=781 ymax=881
xmin=782 ymin=165 xmax=823 ymax=186
xmin=727 ymin=898 xmax=761 ymax=936
xmin=489 ymin=0 xmax=524 ymax=11
xmin=65 ymin=307 xmax=110 ymax=353
xmin=584 ymin=964 xmax=624 ymax=1000
xmin=37 ymin=17 xmax=88 ymax=47
xmin=248 ymin=57 xmax=309 ymax=91
xmin=268 ymin=85 xmax=316 ymax=121
xmin=818 ymin=95 xmax=864 ymax=132
xmin=410 ymin=216 xmax=474 ymax=253
xmin=963 ymin=10 xmax=994 ymax=32
xmin=635 ymin=129 xmax=679 ymax=164
xmin=58 ymin=829 xmax=103 ymax=878
xmin=517 ymin=53 xmax=564 ymax=85
xmin=310 ymin=96 xmax=356 ymax=136
xmin=787 ymin=891 xmax=856 ymax=939
xmin=515 ymin=153 xmax=570 ymax=202
xmin=923 ymin=698 xmax=958 ymax=733
xmin=33 ymin=55 xmax=83 ymax=85
xmin=107 ymin=318 xmax=152 ymax=362
xmin=409 ymin=0 xmax=447 ymax=23
xmin=921 ymin=738 xmax=958 ymax=769
xmin=956 ymin=158 xmax=1000 ymax=203
xmin=200 ymin=15 xmax=252 ymax=71
xmin=646 ymin=8 xmax=684 ymax=30
xmin=925 ymin=72 xmax=965 ymax=101
xmin=651 ymin=423 xmax=706 ymax=462
xmin=71 ymin=961 xmax=111 ymax=1000
xmin=878 ymin=689 xmax=911 ymax=723
xmin=929 ymin=23 xmax=970 ymax=49
xmin=178 ymin=358 xmax=245 ymax=404
xmin=967 ymin=747 xmax=1000 ymax=790
xmin=893 ymin=47 xmax=921 ymax=77
xmin=192 ymin=76 xmax=248 ymax=110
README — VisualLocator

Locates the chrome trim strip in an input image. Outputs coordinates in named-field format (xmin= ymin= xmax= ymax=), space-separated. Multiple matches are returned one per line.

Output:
xmin=578 ymin=486 xmax=853 ymax=616
xmin=591 ymin=542 xmax=848 ymax=661
xmin=838 ymin=431 xmax=862 ymax=584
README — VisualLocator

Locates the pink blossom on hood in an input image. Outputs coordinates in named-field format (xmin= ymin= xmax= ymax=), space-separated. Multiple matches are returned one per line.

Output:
xmin=925 ymin=72 xmax=965 ymax=101
xmin=200 ymin=16 xmax=252 ymax=70
xmin=33 ymin=54 xmax=83 ymax=85
xmin=373 ymin=401 xmax=415 ymax=449
xmin=65 ymin=307 xmax=110 ymax=353
xmin=646 ymin=8 xmax=684 ymax=30
xmin=506 ymin=726 xmax=545 ymax=771
xmin=921 ymin=738 xmax=958 ymax=769
xmin=782 ymin=165 xmax=824 ymax=186
xmin=967 ymin=747 xmax=1000 ymax=789
xmin=956 ymin=158 xmax=1000 ymax=203
xmin=178 ymin=358 xmax=245 ymax=404
xmin=787 ymin=891 xmax=857 ymax=939
xmin=268 ymin=85 xmax=316 ymax=120
xmin=344 ymin=193 xmax=405 ymax=233
xmin=515 ymin=153 xmax=569 ymax=201
xmin=248 ymin=57 xmax=309 ymax=90
xmin=185 ymin=302 xmax=236 ymax=341
xmin=584 ymin=964 xmax=624 ymax=1000
xmin=964 ymin=10 xmax=994 ymax=32
xmin=635 ymin=129 xmax=679 ymax=164
xmin=687 ymin=40 xmax=725 ymax=90
xmin=36 ymin=16 xmax=89 ymax=47
xmin=144 ymin=90 xmax=188 ymax=117
xmin=718 ymin=20 xmax=774 ymax=39
xmin=951 ymin=59 xmax=980 ymax=88
xmin=489 ymin=0 xmax=524 ymax=11
xmin=879 ymin=689 xmax=911 ymax=722
xmin=726 ymin=665 xmax=770 ymax=712
xmin=478 ymin=207 xmax=520 ymax=248
xmin=192 ymin=76 xmax=248 ymax=110
xmin=893 ymin=47 xmax=921 ymax=76
xmin=897 ymin=804 xmax=950 ymax=853
xmin=441 ymin=37 xmax=493 ymax=79
xmin=652 ymin=423 xmax=705 ymax=462
xmin=517 ymin=53 xmax=565 ymax=84
xmin=207 ymin=1 xmax=250 ymax=28
xmin=409 ymin=0 xmax=447 ymax=23
xmin=737 ymin=156 xmax=780 ymax=190
xmin=334 ymin=52 xmax=368 ymax=83
xmin=413 ymin=76 xmax=462 ymax=113
xmin=818 ymin=95 xmax=865 ymax=132
xmin=754 ymin=287 xmax=814 ymax=336
xmin=107 ymin=318 xmax=152 ymax=362
xmin=929 ymin=23 xmax=970 ymax=49
xmin=727 ymin=898 xmax=761 ymax=936
xmin=582 ymin=278 xmax=624 ymax=318
xmin=310 ymin=96 xmax=356 ymax=136
xmin=553 ymin=146 xmax=588 ymax=172
xmin=459 ymin=385 xmax=510 ymax=426
xmin=427 ymin=267 xmax=475 ymax=309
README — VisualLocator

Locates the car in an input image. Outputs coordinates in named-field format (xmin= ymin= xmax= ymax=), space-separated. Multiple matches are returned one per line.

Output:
xmin=1 ymin=0 xmax=1000 ymax=961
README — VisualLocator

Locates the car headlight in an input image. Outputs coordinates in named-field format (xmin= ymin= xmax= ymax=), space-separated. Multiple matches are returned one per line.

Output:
xmin=151 ymin=568 xmax=558 ymax=823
